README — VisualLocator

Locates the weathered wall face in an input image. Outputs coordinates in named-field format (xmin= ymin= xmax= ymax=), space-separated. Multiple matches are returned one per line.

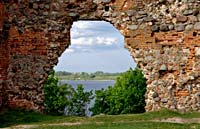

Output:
xmin=0 ymin=0 xmax=199 ymax=112
xmin=0 ymin=2 xmax=8 ymax=109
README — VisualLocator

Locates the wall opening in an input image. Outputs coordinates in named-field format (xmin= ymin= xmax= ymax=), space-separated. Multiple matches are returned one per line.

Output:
xmin=55 ymin=20 xmax=135 ymax=73
xmin=54 ymin=20 xmax=136 ymax=116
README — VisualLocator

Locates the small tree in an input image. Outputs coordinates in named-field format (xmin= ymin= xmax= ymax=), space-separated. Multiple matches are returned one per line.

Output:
xmin=44 ymin=70 xmax=74 ymax=115
xmin=90 ymin=88 xmax=109 ymax=115
xmin=67 ymin=84 xmax=93 ymax=116
xmin=44 ymin=70 xmax=94 ymax=116
xmin=91 ymin=68 xmax=147 ymax=115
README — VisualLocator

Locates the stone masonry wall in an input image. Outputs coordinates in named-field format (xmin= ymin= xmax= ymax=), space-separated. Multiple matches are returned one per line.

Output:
xmin=0 ymin=0 xmax=199 ymax=112
xmin=0 ymin=2 xmax=9 ymax=109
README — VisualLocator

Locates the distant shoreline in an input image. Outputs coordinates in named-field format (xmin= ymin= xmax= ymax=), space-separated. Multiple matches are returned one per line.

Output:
xmin=55 ymin=71 xmax=121 ymax=81
xmin=60 ymin=79 xmax=115 ymax=81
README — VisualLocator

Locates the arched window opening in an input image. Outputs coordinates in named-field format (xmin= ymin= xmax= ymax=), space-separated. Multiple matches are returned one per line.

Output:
xmin=55 ymin=20 xmax=135 ymax=73
xmin=53 ymin=20 xmax=137 ymax=116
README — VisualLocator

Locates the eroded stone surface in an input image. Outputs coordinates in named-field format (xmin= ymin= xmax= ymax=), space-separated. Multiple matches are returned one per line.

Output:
xmin=0 ymin=0 xmax=199 ymax=112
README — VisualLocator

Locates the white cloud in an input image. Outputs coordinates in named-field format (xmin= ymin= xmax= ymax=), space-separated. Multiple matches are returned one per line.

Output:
xmin=71 ymin=36 xmax=118 ymax=46
xmin=71 ymin=29 xmax=81 ymax=38
xmin=72 ymin=21 xmax=93 ymax=29
xmin=72 ymin=21 xmax=112 ymax=30
xmin=71 ymin=21 xmax=120 ymax=39
xmin=64 ymin=48 xmax=74 ymax=53
xmin=69 ymin=21 xmax=124 ymax=53
xmin=96 ymin=37 xmax=118 ymax=45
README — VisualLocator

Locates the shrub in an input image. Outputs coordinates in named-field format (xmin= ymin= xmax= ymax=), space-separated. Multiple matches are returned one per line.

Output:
xmin=67 ymin=84 xmax=93 ymax=116
xmin=91 ymin=68 xmax=147 ymax=115
xmin=44 ymin=70 xmax=93 ymax=116
xmin=44 ymin=70 xmax=74 ymax=115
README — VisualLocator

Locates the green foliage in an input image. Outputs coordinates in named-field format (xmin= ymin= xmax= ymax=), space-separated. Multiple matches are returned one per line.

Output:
xmin=89 ymin=88 xmax=109 ymax=115
xmin=45 ymin=68 xmax=146 ymax=116
xmin=55 ymin=71 xmax=73 ymax=76
xmin=44 ymin=70 xmax=93 ymax=116
xmin=44 ymin=70 xmax=74 ymax=115
xmin=55 ymin=71 xmax=121 ymax=80
xmin=67 ymin=85 xmax=94 ymax=116
xmin=91 ymin=68 xmax=147 ymax=115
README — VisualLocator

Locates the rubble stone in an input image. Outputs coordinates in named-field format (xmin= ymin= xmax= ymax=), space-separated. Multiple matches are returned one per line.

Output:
xmin=0 ymin=0 xmax=199 ymax=113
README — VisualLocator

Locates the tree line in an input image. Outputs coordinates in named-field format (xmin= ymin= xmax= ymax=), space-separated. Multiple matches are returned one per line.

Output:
xmin=55 ymin=71 xmax=122 ymax=80
xmin=44 ymin=68 xmax=147 ymax=116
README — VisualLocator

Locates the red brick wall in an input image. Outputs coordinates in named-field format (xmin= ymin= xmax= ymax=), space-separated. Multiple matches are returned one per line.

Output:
xmin=0 ymin=2 xmax=8 ymax=108
xmin=0 ymin=3 xmax=7 ymax=80
xmin=9 ymin=27 xmax=47 ymax=55
xmin=0 ymin=3 xmax=4 ymax=28
xmin=0 ymin=0 xmax=199 ymax=112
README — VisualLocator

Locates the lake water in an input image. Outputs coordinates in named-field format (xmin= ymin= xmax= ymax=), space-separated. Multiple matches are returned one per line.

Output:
xmin=59 ymin=80 xmax=115 ymax=91
xmin=58 ymin=80 xmax=115 ymax=116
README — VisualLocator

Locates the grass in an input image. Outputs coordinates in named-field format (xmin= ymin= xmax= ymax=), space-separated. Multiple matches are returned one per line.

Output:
xmin=34 ymin=122 xmax=198 ymax=129
xmin=0 ymin=108 xmax=86 ymax=128
xmin=0 ymin=108 xmax=200 ymax=129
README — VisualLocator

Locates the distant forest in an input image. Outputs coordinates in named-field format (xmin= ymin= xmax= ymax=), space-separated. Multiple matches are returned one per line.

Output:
xmin=55 ymin=71 xmax=122 ymax=80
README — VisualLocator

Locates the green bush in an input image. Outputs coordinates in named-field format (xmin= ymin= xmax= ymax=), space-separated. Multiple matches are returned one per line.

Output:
xmin=44 ymin=70 xmax=93 ymax=116
xmin=67 ymin=84 xmax=93 ymax=116
xmin=45 ymin=68 xmax=146 ymax=116
xmin=91 ymin=68 xmax=147 ymax=115
xmin=44 ymin=70 xmax=74 ymax=115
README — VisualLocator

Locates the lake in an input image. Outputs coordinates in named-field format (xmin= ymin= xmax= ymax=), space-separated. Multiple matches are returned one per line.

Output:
xmin=58 ymin=80 xmax=115 ymax=116
xmin=59 ymin=80 xmax=115 ymax=91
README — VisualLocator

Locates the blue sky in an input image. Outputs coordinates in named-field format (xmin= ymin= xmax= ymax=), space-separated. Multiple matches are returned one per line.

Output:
xmin=54 ymin=21 xmax=136 ymax=73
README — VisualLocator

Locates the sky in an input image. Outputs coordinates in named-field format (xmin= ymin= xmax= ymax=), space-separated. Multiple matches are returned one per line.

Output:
xmin=54 ymin=21 xmax=136 ymax=73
